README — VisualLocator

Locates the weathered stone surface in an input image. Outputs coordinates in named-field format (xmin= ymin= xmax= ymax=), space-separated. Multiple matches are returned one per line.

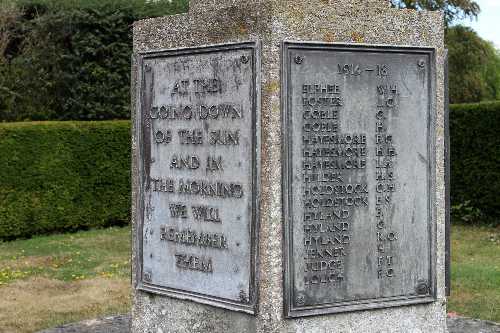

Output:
xmin=36 ymin=315 xmax=500 ymax=333
xmin=131 ymin=0 xmax=447 ymax=332
xmin=447 ymin=316 xmax=500 ymax=333
xmin=36 ymin=315 xmax=130 ymax=333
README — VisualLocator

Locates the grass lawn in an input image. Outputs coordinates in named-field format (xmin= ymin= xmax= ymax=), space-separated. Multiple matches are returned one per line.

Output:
xmin=448 ymin=224 xmax=500 ymax=322
xmin=0 ymin=227 xmax=131 ymax=333
xmin=0 ymin=224 xmax=498 ymax=332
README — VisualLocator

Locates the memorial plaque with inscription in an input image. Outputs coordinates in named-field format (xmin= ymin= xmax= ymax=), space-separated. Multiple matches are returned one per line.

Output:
xmin=282 ymin=42 xmax=436 ymax=317
xmin=135 ymin=42 xmax=260 ymax=314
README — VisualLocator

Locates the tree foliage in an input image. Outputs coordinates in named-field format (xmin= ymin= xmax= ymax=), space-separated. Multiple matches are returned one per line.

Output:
xmin=391 ymin=1 xmax=500 ymax=104
xmin=0 ymin=0 xmax=188 ymax=121
xmin=391 ymin=0 xmax=480 ymax=24
xmin=446 ymin=25 xmax=500 ymax=103
xmin=0 ymin=1 xmax=20 ymax=61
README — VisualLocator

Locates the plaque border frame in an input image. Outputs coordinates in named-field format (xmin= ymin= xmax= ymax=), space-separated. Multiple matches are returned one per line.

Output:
xmin=133 ymin=41 xmax=261 ymax=315
xmin=281 ymin=41 xmax=438 ymax=318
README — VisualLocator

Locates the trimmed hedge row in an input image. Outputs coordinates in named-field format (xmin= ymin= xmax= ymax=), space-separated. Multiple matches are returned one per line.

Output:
xmin=0 ymin=121 xmax=130 ymax=240
xmin=1 ymin=101 xmax=498 ymax=240
xmin=450 ymin=101 xmax=500 ymax=225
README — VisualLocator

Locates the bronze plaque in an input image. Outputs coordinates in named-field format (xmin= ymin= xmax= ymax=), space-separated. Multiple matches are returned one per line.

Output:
xmin=135 ymin=42 xmax=260 ymax=314
xmin=282 ymin=42 xmax=436 ymax=317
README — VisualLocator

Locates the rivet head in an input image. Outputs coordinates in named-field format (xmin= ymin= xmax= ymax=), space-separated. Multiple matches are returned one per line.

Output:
xmin=239 ymin=289 xmax=248 ymax=302
xmin=241 ymin=55 xmax=250 ymax=64
xmin=294 ymin=55 xmax=303 ymax=64
xmin=145 ymin=64 xmax=152 ymax=72
xmin=416 ymin=280 xmax=429 ymax=295
xmin=296 ymin=294 xmax=306 ymax=306
xmin=418 ymin=59 xmax=426 ymax=68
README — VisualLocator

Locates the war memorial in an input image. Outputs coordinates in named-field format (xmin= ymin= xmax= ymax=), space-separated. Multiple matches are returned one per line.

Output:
xmin=131 ymin=1 xmax=448 ymax=331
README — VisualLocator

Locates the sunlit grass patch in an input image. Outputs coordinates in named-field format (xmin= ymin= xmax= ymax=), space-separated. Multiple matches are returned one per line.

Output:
xmin=0 ymin=277 xmax=129 ymax=333
xmin=449 ymin=224 xmax=500 ymax=322
xmin=0 ymin=227 xmax=131 ymax=333
xmin=0 ymin=227 xmax=131 ymax=283
xmin=0 ymin=223 xmax=498 ymax=332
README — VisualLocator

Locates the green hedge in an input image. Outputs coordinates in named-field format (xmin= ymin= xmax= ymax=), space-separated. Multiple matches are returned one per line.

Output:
xmin=0 ymin=121 xmax=131 ymax=240
xmin=1 ymin=101 xmax=498 ymax=240
xmin=450 ymin=101 xmax=500 ymax=225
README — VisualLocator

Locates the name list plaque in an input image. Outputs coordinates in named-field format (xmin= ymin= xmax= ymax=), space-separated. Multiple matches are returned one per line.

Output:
xmin=135 ymin=42 xmax=260 ymax=314
xmin=282 ymin=42 xmax=436 ymax=317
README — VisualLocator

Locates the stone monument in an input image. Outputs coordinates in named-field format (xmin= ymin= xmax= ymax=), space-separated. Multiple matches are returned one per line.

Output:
xmin=131 ymin=0 xmax=448 ymax=332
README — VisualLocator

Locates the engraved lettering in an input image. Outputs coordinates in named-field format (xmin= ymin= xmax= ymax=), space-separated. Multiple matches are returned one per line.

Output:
xmin=170 ymin=155 xmax=200 ymax=170
xmin=209 ymin=129 xmax=240 ymax=145
xmin=160 ymin=226 xmax=228 ymax=250
xmin=175 ymin=253 xmax=213 ymax=273
xmin=192 ymin=205 xmax=222 ymax=223
xmin=178 ymin=129 xmax=203 ymax=145
xmin=169 ymin=203 xmax=188 ymax=219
